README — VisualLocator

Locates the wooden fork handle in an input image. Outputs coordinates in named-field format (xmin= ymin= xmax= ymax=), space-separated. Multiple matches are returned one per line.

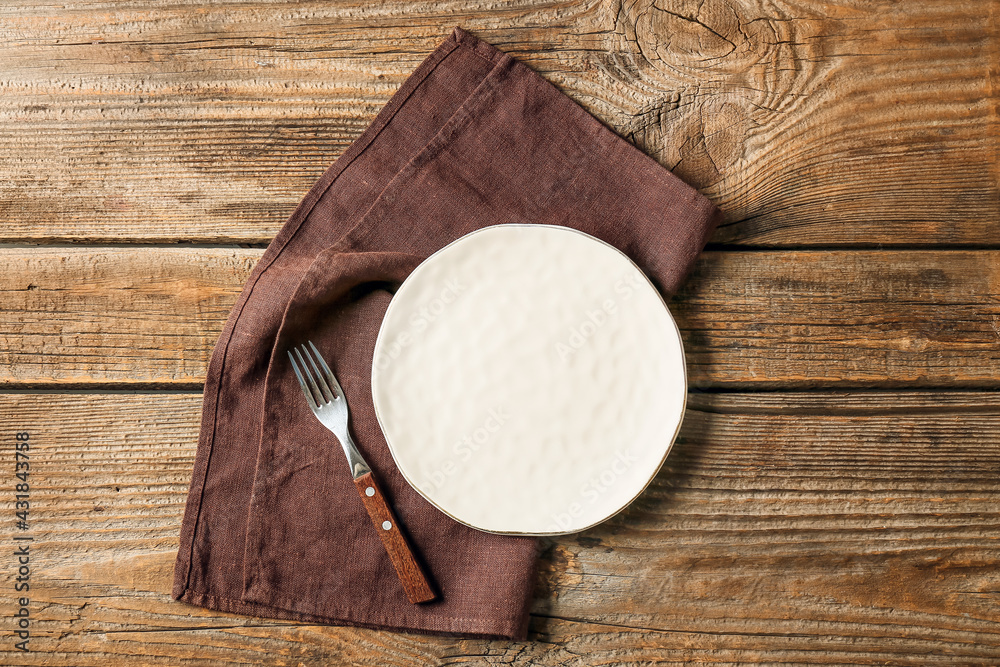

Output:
xmin=353 ymin=472 xmax=437 ymax=604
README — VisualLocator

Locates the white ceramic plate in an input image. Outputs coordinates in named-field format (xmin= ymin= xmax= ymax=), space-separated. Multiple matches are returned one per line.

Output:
xmin=371 ymin=224 xmax=686 ymax=535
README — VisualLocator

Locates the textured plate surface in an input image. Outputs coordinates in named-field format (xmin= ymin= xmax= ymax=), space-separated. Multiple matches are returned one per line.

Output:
xmin=371 ymin=224 xmax=686 ymax=535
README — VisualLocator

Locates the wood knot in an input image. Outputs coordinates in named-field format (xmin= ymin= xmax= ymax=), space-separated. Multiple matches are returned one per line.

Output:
xmin=601 ymin=0 xmax=824 ymax=193
xmin=629 ymin=0 xmax=801 ymax=77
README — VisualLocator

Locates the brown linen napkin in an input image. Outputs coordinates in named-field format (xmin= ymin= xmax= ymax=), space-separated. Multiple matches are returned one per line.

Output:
xmin=172 ymin=26 xmax=721 ymax=640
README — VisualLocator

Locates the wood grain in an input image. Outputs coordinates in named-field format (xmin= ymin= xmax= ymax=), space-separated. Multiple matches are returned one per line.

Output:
xmin=1 ymin=2 xmax=996 ymax=663
xmin=0 ymin=247 xmax=254 ymax=386
xmin=0 ymin=391 xmax=997 ymax=665
xmin=0 ymin=0 xmax=995 ymax=245
xmin=3 ymin=247 xmax=998 ymax=388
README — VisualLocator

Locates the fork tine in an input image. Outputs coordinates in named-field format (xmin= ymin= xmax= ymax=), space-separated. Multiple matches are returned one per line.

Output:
xmin=292 ymin=346 xmax=329 ymax=405
xmin=300 ymin=344 xmax=336 ymax=404
xmin=287 ymin=350 xmax=318 ymax=410
xmin=307 ymin=340 xmax=345 ymax=401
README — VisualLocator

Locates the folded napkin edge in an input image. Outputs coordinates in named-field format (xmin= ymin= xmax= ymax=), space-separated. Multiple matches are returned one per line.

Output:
xmin=172 ymin=586 xmax=530 ymax=640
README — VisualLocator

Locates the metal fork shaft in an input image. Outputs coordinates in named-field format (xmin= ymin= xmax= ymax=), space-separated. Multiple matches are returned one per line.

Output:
xmin=289 ymin=345 xmax=371 ymax=478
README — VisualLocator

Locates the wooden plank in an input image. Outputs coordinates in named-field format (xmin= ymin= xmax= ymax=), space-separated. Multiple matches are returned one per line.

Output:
xmin=674 ymin=249 xmax=1000 ymax=388
xmin=0 ymin=391 xmax=997 ymax=664
xmin=2 ymin=247 xmax=999 ymax=388
xmin=0 ymin=1 xmax=995 ymax=245
xmin=0 ymin=247 xmax=254 ymax=386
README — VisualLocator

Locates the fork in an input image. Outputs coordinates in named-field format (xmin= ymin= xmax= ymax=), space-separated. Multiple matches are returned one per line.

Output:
xmin=288 ymin=341 xmax=436 ymax=604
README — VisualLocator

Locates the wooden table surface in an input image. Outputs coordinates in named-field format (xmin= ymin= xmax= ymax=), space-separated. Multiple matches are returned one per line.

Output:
xmin=2 ymin=1 xmax=998 ymax=665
